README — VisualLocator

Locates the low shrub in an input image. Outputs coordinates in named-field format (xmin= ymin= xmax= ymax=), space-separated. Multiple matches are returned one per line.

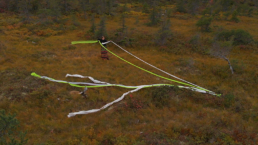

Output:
xmin=189 ymin=34 xmax=201 ymax=46
xmin=211 ymin=65 xmax=230 ymax=79
xmin=247 ymin=8 xmax=254 ymax=17
xmin=124 ymin=94 xmax=144 ymax=111
xmin=134 ymin=16 xmax=139 ymax=25
xmin=230 ymin=11 xmax=240 ymax=23
xmin=63 ymin=45 xmax=77 ymax=50
xmin=223 ymin=93 xmax=235 ymax=108
xmin=150 ymin=86 xmax=179 ymax=108
xmin=196 ymin=16 xmax=212 ymax=32
xmin=0 ymin=69 xmax=49 ymax=100
xmin=140 ymin=131 xmax=174 ymax=144
xmin=100 ymin=133 xmax=115 ymax=145
xmin=30 ymin=87 xmax=51 ymax=100
xmin=216 ymin=29 xmax=254 ymax=45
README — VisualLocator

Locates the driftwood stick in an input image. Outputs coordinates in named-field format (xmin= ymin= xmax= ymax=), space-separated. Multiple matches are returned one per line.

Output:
xmin=223 ymin=56 xmax=234 ymax=74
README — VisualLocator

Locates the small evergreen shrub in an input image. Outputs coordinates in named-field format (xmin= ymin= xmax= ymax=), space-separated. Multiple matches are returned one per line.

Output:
xmin=202 ymin=7 xmax=212 ymax=16
xmin=142 ymin=3 xmax=149 ymax=13
xmin=196 ymin=16 xmax=212 ymax=32
xmin=88 ymin=15 xmax=96 ymax=33
xmin=95 ymin=16 xmax=108 ymax=39
xmin=155 ymin=19 xmax=173 ymax=46
xmin=230 ymin=11 xmax=240 ymax=23
xmin=176 ymin=0 xmax=187 ymax=13
xmin=0 ymin=110 xmax=28 ymax=144
xmin=247 ymin=8 xmax=254 ymax=17
xmin=223 ymin=12 xmax=231 ymax=20
xmin=146 ymin=7 xmax=161 ymax=26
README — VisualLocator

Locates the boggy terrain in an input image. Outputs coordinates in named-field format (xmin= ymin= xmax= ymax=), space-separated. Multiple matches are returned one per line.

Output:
xmin=0 ymin=1 xmax=258 ymax=144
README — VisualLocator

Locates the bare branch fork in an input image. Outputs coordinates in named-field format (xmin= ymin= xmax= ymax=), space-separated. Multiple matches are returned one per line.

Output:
xmin=211 ymin=36 xmax=234 ymax=75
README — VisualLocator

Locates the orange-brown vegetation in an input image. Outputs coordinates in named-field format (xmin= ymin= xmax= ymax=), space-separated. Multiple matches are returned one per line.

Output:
xmin=0 ymin=8 xmax=258 ymax=144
